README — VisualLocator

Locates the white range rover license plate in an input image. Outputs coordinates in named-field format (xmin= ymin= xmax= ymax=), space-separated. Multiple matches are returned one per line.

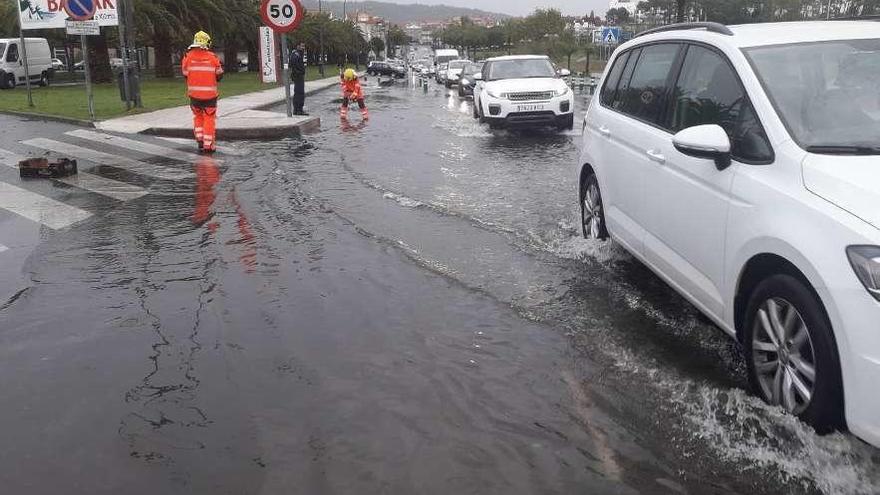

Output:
xmin=516 ymin=104 xmax=545 ymax=112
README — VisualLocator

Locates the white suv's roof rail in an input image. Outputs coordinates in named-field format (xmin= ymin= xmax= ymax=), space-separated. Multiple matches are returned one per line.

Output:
xmin=635 ymin=22 xmax=734 ymax=38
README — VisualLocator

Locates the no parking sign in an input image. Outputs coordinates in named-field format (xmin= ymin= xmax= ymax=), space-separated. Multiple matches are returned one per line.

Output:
xmin=260 ymin=0 xmax=304 ymax=33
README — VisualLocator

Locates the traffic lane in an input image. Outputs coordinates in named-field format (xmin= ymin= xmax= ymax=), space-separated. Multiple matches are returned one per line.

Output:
xmin=265 ymin=80 xmax=878 ymax=493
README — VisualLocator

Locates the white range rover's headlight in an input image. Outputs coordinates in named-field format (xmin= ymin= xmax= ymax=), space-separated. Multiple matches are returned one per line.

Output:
xmin=486 ymin=88 xmax=504 ymax=99
xmin=847 ymin=246 xmax=880 ymax=302
xmin=555 ymin=86 xmax=571 ymax=97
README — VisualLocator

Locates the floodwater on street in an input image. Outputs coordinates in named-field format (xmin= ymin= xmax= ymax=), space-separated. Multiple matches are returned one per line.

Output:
xmin=0 ymin=76 xmax=878 ymax=494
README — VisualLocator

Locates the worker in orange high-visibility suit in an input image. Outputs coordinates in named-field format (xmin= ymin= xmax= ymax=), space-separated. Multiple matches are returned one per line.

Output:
xmin=340 ymin=69 xmax=368 ymax=120
xmin=182 ymin=31 xmax=224 ymax=153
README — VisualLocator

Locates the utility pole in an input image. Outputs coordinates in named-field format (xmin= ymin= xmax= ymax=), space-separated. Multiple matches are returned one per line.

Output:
xmin=16 ymin=6 xmax=34 ymax=107
xmin=122 ymin=0 xmax=142 ymax=107
xmin=827 ymin=0 xmax=833 ymax=19
xmin=319 ymin=0 xmax=325 ymax=76
xmin=118 ymin=0 xmax=132 ymax=110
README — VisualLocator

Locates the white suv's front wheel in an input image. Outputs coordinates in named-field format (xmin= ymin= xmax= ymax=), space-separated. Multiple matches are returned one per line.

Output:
xmin=580 ymin=173 xmax=608 ymax=240
xmin=743 ymin=274 xmax=845 ymax=433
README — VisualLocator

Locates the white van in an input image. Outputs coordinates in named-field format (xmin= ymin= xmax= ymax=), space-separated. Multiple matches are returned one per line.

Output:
xmin=434 ymin=48 xmax=460 ymax=67
xmin=0 ymin=38 xmax=53 ymax=90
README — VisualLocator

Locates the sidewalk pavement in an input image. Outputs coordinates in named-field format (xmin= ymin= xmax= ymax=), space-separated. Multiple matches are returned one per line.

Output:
xmin=97 ymin=76 xmax=339 ymax=139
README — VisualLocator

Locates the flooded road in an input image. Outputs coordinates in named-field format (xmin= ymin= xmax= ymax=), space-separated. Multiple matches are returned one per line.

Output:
xmin=0 ymin=79 xmax=877 ymax=494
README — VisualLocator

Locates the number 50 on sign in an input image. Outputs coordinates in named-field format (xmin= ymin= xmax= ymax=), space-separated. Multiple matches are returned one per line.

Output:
xmin=260 ymin=0 xmax=304 ymax=33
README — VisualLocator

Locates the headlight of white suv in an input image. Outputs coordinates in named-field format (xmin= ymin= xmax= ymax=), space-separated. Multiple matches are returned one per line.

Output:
xmin=555 ymin=86 xmax=571 ymax=97
xmin=847 ymin=246 xmax=880 ymax=302
xmin=486 ymin=89 xmax=505 ymax=99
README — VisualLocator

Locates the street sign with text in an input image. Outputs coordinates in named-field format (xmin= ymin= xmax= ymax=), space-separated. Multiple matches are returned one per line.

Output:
xmin=18 ymin=0 xmax=119 ymax=30
xmin=65 ymin=20 xmax=100 ymax=36
xmin=260 ymin=0 xmax=304 ymax=33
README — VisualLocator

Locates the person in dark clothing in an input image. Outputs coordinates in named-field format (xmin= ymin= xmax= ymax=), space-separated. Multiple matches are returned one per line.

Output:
xmin=290 ymin=43 xmax=307 ymax=115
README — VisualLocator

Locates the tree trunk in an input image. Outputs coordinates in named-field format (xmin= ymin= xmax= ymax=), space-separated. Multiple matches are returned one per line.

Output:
xmin=89 ymin=32 xmax=113 ymax=83
xmin=676 ymin=0 xmax=687 ymax=23
xmin=224 ymin=40 xmax=238 ymax=73
xmin=154 ymin=31 xmax=174 ymax=78
xmin=247 ymin=42 xmax=258 ymax=72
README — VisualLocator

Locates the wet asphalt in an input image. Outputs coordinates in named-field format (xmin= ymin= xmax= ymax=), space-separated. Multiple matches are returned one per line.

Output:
xmin=0 ymin=76 xmax=878 ymax=495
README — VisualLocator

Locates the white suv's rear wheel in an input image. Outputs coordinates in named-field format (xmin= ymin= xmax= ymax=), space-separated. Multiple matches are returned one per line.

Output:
xmin=743 ymin=274 xmax=845 ymax=433
xmin=580 ymin=173 xmax=608 ymax=240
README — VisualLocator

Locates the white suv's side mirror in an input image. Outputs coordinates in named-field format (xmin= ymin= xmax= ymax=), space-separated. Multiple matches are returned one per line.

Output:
xmin=473 ymin=73 xmax=483 ymax=81
xmin=673 ymin=124 xmax=732 ymax=170
xmin=558 ymin=68 xmax=571 ymax=77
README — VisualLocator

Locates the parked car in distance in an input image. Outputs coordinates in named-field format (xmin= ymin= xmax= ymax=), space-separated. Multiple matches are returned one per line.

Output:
xmin=436 ymin=63 xmax=449 ymax=84
xmin=367 ymin=60 xmax=406 ymax=78
xmin=473 ymin=55 xmax=574 ymax=130
xmin=577 ymin=20 xmax=880 ymax=449
xmin=458 ymin=62 xmax=484 ymax=97
xmin=51 ymin=58 xmax=65 ymax=71
xmin=444 ymin=59 xmax=472 ymax=88
xmin=0 ymin=38 xmax=53 ymax=89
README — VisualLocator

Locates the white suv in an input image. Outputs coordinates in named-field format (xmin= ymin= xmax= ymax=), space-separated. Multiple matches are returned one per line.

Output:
xmin=578 ymin=21 xmax=880 ymax=448
xmin=474 ymin=55 xmax=575 ymax=130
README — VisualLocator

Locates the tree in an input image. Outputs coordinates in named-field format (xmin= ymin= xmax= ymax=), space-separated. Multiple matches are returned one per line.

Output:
xmin=387 ymin=25 xmax=407 ymax=58
xmin=605 ymin=7 xmax=631 ymax=25
xmin=369 ymin=37 xmax=385 ymax=59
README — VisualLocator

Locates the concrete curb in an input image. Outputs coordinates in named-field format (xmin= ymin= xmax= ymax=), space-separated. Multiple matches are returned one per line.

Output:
xmin=144 ymin=115 xmax=321 ymax=140
xmin=0 ymin=110 xmax=96 ymax=128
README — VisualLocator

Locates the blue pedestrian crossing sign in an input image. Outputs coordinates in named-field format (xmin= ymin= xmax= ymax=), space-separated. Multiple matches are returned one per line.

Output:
xmin=63 ymin=0 xmax=98 ymax=22
xmin=601 ymin=27 xmax=621 ymax=45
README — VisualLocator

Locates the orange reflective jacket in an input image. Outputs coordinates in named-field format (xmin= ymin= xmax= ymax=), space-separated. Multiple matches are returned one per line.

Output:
xmin=341 ymin=78 xmax=364 ymax=100
xmin=182 ymin=48 xmax=223 ymax=100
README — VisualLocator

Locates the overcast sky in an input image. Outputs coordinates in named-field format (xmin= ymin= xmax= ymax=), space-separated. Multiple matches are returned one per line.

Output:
xmin=377 ymin=0 xmax=611 ymax=17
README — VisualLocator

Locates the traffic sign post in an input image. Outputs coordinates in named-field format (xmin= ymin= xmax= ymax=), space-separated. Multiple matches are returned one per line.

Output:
xmin=261 ymin=0 xmax=305 ymax=118
xmin=64 ymin=0 xmax=99 ymax=121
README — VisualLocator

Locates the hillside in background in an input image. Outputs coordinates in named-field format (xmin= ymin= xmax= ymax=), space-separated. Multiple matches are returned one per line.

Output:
xmin=300 ymin=1 xmax=510 ymax=24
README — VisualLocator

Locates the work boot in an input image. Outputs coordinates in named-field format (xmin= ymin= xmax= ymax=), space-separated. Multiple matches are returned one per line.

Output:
xmin=197 ymin=140 xmax=204 ymax=152
xmin=340 ymin=107 xmax=349 ymax=119
xmin=361 ymin=109 xmax=370 ymax=120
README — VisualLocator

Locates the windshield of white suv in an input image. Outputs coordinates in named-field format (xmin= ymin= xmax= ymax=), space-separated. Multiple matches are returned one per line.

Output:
xmin=448 ymin=60 xmax=470 ymax=70
xmin=746 ymin=39 xmax=880 ymax=153
xmin=487 ymin=59 xmax=556 ymax=81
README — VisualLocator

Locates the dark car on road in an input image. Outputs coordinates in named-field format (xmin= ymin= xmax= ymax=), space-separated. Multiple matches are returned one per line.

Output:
xmin=458 ymin=62 xmax=484 ymax=97
xmin=367 ymin=61 xmax=406 ymax=79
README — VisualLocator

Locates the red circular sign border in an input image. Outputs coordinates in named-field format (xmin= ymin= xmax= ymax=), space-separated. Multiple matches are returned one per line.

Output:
xmin=63 ymin=0 xmax=98 ymax=22
xmin=260 ymin=0 xmax=305 ymax=34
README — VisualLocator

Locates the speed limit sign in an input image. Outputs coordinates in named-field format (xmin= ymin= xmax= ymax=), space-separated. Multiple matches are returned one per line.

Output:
xmin=260 ymin=0 xmax=305 ymax=33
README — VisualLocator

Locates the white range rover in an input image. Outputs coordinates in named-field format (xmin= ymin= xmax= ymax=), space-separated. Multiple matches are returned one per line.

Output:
xmin=474 ymin=55 xmax=575 ymax=131
xmin=578 ymin=21 xmax=880 ymax=448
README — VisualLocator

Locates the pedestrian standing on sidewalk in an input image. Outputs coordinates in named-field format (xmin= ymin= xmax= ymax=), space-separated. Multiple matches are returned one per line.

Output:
xmin=290 ymin=43 xmax=308 ymax=115
xmin=182 ymin=31 xmax=224 ymax=153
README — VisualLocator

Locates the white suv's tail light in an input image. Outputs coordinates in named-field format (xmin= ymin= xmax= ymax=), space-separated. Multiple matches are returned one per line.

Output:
xmin=847 ymin=246 xmax=880 ymax=302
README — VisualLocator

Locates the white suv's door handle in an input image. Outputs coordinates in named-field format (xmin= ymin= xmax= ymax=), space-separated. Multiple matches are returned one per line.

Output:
xmin=646 ymin=150 xmax=666 ymax=164
xmin=598 ymin=125 xmax=611 ymax=137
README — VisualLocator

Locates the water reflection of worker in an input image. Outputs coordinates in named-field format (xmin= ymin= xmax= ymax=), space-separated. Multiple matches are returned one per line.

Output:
xmin=192 ymin=156 xmax=257 ymax=273
xmin=340 ymin=69 xmax=369 ymax=120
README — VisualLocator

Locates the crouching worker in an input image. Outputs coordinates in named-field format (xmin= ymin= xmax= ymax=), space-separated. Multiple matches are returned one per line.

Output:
xmin=340 ymin=69 xmax=368 ymax=120
xmin=182 ymin=31 xmax=224 ymax=153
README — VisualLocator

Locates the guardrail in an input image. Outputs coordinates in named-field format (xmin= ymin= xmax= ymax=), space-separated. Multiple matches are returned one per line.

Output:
xmin=564 ymin=75 xmax=599 ymax=95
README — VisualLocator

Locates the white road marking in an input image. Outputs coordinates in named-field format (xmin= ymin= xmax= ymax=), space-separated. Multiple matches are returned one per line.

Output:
xmin=66 ymin=129 xmax=212 ymax=164
xmin=0 ymin=148 xmax=148 ymax=202
xmin=22 ymin=138 xmax=194 ymax=180
xmin=157 ymin=137 xmax=249 ymax=156
xmin=0 ymin=244 xmax=8 ymax=253
xmin=0 ymin=181 xmax=92 ymax=229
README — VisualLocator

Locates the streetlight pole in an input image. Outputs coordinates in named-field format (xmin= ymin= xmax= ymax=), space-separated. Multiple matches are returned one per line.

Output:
xmin=319 ymin=0 xmax=325 ymax=76
xmin=827 ymin=0 xmax=833 ymax=19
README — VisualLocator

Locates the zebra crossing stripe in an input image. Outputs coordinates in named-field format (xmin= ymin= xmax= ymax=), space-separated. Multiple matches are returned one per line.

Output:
xmin=156 ymin=137 xmax=249 ymax=156
xmin=0 ymin=148 xmax=148 ymax=202
xmin=66 ymin=130 xmax=213 ymax=164
xmin=0 ymin=181 xmax=92 ymax=230
xmin=22 ymin=138 xmax=194 ymax=181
